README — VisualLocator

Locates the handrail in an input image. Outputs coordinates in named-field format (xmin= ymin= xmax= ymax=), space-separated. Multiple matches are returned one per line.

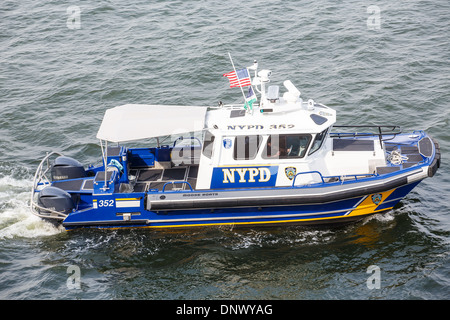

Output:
xmin=292 ymin=170 xmax=377 ymax=188
xmin=292 ymin=171 xmax=325 ymax=186
xmin=29 ymin=151 xmax=68 ymax=220
xmin=161 ymin=181 xmax=194 ymax=192
xmin=172 ymin=136 xmax=202 ymax=148
xmin=331 ymin=125 xmax=402 ymax=147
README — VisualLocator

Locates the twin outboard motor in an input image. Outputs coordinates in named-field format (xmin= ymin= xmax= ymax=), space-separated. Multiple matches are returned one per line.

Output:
xmin=37 ymin=186 xmax=74 ymax=216
xmin=36 ymin=156 xmax=84 ymax=217
xmin=51 ymin=156 xmax=86 ymax=181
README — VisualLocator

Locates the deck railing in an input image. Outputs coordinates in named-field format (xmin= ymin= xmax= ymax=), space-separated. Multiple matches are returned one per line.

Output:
xmin=292 ymin=171 xmax=377 ymax=188
xmin=331 ymin=125 xmax=402 ymax=147
xmin=29 ymin=151 xmax=69 ymax=220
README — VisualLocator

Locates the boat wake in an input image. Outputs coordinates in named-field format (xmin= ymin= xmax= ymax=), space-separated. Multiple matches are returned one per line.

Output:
xmin=0 ymin=171 xmax=63 ymax=239
xmin=363 ymin=210 xmax=396 ymax=224
xmin=222 ymin=228 xmax=337 ymax=250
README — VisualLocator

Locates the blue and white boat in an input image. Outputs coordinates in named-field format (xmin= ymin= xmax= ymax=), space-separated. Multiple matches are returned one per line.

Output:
xmin=30 ymin=62 xmax=441 ymax=230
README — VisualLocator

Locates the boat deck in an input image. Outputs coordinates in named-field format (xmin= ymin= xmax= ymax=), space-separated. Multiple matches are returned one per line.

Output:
xmin=131 ymin=165 xmax=199 ymax=192
xmin=48 ymin=134 xmax=437 ymax=196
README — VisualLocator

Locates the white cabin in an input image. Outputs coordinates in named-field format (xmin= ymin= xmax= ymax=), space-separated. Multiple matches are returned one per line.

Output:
xmin=194 ymin=80 xmax=386 ymax=190
xmin=96 ymin=74 xmax=387 ymax=192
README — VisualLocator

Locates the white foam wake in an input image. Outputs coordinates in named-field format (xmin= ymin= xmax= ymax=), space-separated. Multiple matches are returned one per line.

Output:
xmin=0 ymin=174 xmax=64 ymax=239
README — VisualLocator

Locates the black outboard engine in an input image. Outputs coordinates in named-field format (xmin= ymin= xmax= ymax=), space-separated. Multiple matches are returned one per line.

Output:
xmin=37 ymin=186 xmax=74 ymax=215
xmin=51 ymin=156 xmax=86 ymax=181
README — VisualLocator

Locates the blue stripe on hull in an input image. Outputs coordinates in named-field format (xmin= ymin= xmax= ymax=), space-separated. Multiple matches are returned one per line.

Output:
xmin=375 ymin=181 xmax=420 ymax=211
xmin=63 ymin=181 xmax=423 ymax=230
xmin=64 ymin=197 xmax=365 ymax=229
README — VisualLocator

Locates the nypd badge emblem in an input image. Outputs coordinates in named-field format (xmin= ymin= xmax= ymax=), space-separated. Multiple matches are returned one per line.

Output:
xmin=223 ymin=138 xmax=232 ymax=149
xmin=371 ymin=194 xmax=382 ymax=205
xmin=285 ymin=167 xmax=297 ymax=180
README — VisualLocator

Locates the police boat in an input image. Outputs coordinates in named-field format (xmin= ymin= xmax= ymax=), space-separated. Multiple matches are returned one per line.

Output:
xmin=30 ymin=62 xmax=441 ymax=230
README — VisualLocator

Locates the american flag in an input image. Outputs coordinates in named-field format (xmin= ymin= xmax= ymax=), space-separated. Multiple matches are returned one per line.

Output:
xmin=223 ymin=68 xmax=252 ymax=88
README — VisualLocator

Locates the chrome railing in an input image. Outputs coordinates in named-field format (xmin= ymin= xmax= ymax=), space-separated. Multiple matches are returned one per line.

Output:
xmin=331 ymin=125 xmax=402 ymax=147
xmin=29 ymin=151 xmax=68 ymax=220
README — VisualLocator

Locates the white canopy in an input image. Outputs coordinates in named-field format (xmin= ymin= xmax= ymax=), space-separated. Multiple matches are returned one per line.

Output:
xmin=96 ymin=104 xmax=208 ymax=143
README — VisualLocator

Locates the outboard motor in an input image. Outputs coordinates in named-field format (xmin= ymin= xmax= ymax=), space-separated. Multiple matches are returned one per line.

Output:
xmin=37 ymin=186 xmax=74 ymax=215
xmin=51 ymin=156 xmax=86 ymax=181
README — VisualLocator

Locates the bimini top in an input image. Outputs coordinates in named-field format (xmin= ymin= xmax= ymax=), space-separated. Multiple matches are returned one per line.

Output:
xmin=96 ymin=104 xmax=208 ymax=142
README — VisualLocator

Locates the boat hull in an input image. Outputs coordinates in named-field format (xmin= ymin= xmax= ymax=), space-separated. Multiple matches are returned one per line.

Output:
xmin=31 ymin=133 xmax=440 ymax=231
xmin=61 ymin=179 xmax=422 ymax=230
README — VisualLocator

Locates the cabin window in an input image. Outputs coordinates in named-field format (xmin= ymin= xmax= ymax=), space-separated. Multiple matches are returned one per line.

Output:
xmin=202 ymin=131 xmax=215 ymax=159
xmin=233 ymin=135 xmax=262 ymax=160
xmin=309 ymin=128 xmax=328 ymax=155
xmin=262 ymin=134 xmax=312 ymax=159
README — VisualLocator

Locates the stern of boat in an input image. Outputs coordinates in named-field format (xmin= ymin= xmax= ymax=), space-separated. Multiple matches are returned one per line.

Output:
xmin=30 ymin=152 xmax=70 ymax=222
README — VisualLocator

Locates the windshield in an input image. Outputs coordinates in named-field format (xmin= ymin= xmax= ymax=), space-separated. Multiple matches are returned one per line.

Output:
xmin=262 ymin=134 xmax=312 ymax=159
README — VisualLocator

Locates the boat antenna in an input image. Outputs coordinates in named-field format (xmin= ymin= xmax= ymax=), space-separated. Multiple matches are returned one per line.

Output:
xmin=227 ymin=52 xmax=249 ymax=110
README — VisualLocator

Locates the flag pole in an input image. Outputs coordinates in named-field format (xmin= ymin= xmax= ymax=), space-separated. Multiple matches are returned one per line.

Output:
xmin=227 ymin=52 xmax=249 ymax=110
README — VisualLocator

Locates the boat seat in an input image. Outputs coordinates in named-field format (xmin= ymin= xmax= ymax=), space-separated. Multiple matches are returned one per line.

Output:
xmin=333 ymin=139 xmax=374 ymax=151
xmin=95 ymin=170 xmax=114 ymax=181
xmin=82 ymin=179 xmax=94 ymax=190
xmin=52 ymin=179 xmax=84 ymax=191
xmin=376 ymin=166 xmax=400 ymax=175
xmin=188 ymin=165 xmax=199 ymax=178
xmin=400 ymin=146 xmax=419 ymax=153
xmin=133 ymin=182 xmax=147 ymax=192
xmin=404 ymin=154 xmax=423 ymax=162
xmin=418 ymin=137 xmax=433 ymax=157
xmin=132 ymin=165 xmax=198 ymax=192
xmin=384 ymin=145 xmax=398 ymax=152
xmin=137 ymin=169 xmax=163 ymax=182
xmin=162 ymin=167 xmax=187 ymax=180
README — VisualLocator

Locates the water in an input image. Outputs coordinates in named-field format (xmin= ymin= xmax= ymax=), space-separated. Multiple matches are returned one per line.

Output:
xmin=0 ymin=0 xmax=449 ymax=300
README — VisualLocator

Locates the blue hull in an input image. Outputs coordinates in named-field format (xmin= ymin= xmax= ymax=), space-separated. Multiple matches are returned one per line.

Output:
xmin=61 ymin=181 xmax=421 ymax=230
